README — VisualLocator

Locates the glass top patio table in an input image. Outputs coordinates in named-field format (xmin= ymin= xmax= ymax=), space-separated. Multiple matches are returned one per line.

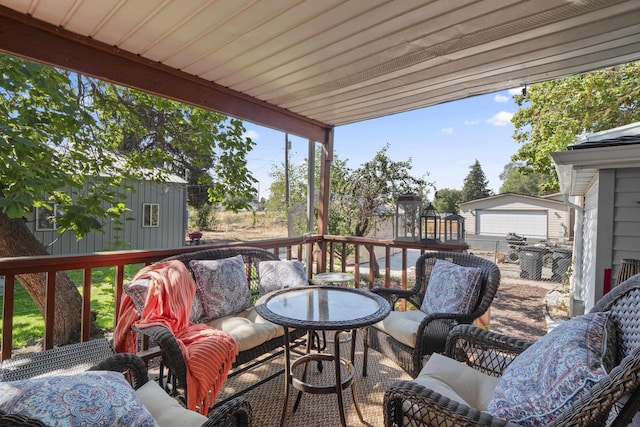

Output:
xmin=255 ymin=285 xmax=389 ymax=330
xmin=255 ymin=285 xmax=390 ymax=426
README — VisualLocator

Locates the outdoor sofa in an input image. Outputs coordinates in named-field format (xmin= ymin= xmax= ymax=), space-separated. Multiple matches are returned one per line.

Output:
xmin=131 ymin=246 xmax=326 ymax=407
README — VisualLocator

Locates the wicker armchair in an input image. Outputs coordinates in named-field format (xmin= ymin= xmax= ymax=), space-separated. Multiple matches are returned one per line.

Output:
xmin=133 ymin=246 xmax=323 ymax=408
xmin=384 ymin=273 xmax=640 ymax=427
xmin=363 ymin=251 xmax=501 ymax=377
xmin=0 ymin=338 xmax=252 ymax=426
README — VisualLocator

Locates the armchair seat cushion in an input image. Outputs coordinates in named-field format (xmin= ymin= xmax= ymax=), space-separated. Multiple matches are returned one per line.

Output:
xmin=414 ymin=353 xmax=500 ymax=411
xmin=371 ymin=309 xmax=426 ymax=348
xmin=204 ymin=307 xmax=286 ymax=352
xmin=135 ymin=380 xmax=208 ymax=426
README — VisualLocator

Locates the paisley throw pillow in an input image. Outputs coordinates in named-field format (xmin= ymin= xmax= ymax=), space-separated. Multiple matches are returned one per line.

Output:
xmin=190 ymin=255 xmax=252 ymax=321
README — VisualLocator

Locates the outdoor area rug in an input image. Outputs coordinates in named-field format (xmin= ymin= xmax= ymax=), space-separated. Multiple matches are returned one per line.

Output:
xmin=214 ymin=332 xmax=412 ymax=427
xmin=213 ymin=281 xmax=549 ymax=426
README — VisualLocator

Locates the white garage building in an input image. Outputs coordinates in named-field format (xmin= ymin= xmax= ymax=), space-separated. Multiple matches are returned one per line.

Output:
xmin=459 ymin=193 xmax=572 ymax=241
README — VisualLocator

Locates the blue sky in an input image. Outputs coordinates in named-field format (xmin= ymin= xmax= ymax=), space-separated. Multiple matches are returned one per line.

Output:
xmin=242 ymin=87 xmax=523 ymax=200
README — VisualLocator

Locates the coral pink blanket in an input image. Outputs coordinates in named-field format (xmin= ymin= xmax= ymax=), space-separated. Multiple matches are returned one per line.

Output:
xmin=114 ymin=260 xmax=238 ymax=413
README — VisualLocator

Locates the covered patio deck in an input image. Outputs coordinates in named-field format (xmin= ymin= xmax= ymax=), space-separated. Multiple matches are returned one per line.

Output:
xmin=2 ymin=1 xmax=640 ymax=425
xmin=0 ymin=237 xmax=549 ymax=427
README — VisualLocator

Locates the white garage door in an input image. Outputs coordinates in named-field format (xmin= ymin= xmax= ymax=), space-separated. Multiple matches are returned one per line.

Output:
xmin=477 ymin=210 xmax=547 ymax=238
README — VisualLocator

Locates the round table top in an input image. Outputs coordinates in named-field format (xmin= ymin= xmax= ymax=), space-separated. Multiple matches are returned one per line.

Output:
xmin=314 ymin=272 xmax=355 ymax=283
xmin=255 ymin=285 xmax=390 ymax=330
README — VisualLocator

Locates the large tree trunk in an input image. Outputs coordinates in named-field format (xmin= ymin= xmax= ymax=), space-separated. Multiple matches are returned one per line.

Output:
xmin=0 ymin=212 xmax=83 ymax=346
xmin=364 ymin=244 xmax=380 ymax=279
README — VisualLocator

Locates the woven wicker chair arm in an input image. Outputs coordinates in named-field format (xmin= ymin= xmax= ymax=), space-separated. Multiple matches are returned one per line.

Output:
xmin=444 ymin=325 xmax=533 ymax=377
xmin=371 ymin=287 xmax=418 ymax=307
xmin=88 ymin=352 xmax=149 ymax=389
xmin=0 ymin=410 xmax=48 ymax=427
xmin=384 ymin=380 xmax=516 ymax=427
xmin=133 ymin=325 xmax=187 ymax=386
xmin=204 ymin=396 xmax=253 ymax=427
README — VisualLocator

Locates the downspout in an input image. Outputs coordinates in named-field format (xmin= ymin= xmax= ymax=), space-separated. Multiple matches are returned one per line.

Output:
xmin=564 ymin=194 xmax=585 ymax=316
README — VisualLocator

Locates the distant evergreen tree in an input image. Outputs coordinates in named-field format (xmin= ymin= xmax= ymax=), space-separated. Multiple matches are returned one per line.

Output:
xmin=461 ymin=160 xmax=493 ymax=202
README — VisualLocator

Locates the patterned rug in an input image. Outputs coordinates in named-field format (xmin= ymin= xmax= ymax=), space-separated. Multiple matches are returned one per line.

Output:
xmin=214 ymin=332 xmax=411 ymax=427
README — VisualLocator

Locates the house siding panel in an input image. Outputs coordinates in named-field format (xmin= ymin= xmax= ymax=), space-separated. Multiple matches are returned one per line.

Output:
xmin=29 ymin=179 xmax=186 ymax=255
xmin=613 ymin=168 xmax=640 ymax=284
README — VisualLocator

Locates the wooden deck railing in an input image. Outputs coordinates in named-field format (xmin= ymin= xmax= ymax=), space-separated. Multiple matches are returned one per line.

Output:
xmin=0 ymin=235 xmax=467 ymax=360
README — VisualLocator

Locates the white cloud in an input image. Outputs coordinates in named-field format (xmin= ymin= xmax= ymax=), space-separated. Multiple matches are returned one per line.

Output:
xmin=464 ymin=119 xmax=481 ymax=125
xmin=486 ymin=111 xmax=514 ymax=127
xmin=243 ymin=130 xmax=260 ymax=141
xmin=494 ymin=94 xmax=509 ymax=103
xmin=441 ymin=127 xmax=454 ymax=135
xmin=508 ymin=87 xmax=523 ymax=96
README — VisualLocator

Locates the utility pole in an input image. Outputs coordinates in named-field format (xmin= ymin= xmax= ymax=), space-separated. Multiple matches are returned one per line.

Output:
xmin=284 ymin=133 xmax=290 ymax=208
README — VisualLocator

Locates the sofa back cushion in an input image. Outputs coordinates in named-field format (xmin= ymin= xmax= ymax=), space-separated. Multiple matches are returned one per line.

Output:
xmin=190 ymin=255 xmax=252 ymax=321
xmin=124 ymin=278 xmax=203 ymax=323
xmin=258 ymin=260 xmax=308 ymax=296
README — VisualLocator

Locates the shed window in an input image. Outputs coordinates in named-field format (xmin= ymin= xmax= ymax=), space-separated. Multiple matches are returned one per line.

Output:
xmin=143 ymin=203 xmax=159 ymax=227
xmin=35 ymin=204 xmax=63 ymax=231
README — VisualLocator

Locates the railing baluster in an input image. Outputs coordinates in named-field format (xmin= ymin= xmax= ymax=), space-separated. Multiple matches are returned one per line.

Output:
xmin=354 ymin=245 xmax=360 ymax=287
xmin=82 ymin=268 xmax=92 ymax=342
xmin=114 ymin=265 xmax=125 ymax=329
xmin=44 ymin=271 xmax=56 ymax=350
xmin=385 ymin=246 xmax=391 ymax=286
xmin=329 ymin=241 xmax=335 ymax=272
xmin=2 ymin=274 xmax=15 ymax=360
xmin=368 ymin=245 xmax=375 ymax=287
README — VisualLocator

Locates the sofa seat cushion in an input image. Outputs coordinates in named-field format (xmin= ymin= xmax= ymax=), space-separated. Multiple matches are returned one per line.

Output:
xmin=371 ymin=309 xmax=426 ymax=348
xmin=0 ymin=371 xmax=158 ymax=427
xmin=136 ymin=380 xmax=208 ymax=427
xmin=413 ymin=353 xmax=500 ymax=411
xmin=204 ymin=308 xmax=285 ymax=352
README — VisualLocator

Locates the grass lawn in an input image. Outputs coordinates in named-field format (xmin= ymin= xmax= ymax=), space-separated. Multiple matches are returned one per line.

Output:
xmin=1 ymin=264 xmax=143 ymax=349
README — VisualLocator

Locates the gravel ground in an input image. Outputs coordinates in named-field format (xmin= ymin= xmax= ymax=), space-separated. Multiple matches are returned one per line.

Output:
xmin=473 ymin=251 xmax=564 ymax=341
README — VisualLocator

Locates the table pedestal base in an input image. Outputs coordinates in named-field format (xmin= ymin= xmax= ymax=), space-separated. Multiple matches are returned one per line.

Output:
xmin=280 ymin=329 xmax=363 ymax=427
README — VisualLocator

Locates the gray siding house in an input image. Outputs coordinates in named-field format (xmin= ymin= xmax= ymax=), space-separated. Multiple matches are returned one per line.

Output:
xmin=552 ymin=122 xmax=640 ymax=315
xmin=28 ymin=177 xmax=188 ymax=255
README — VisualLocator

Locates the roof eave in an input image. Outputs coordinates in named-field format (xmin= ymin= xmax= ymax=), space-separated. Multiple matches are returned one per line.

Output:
xmin=0 ymin=6 xmax=329 ymax=143
xmin=552 ymin=144 xmax=640 ymax=196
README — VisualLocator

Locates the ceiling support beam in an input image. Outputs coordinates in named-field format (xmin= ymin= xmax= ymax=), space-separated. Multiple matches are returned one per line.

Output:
xmin=0 ymin=6 xmax=328 ymax=142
